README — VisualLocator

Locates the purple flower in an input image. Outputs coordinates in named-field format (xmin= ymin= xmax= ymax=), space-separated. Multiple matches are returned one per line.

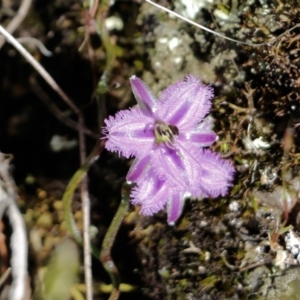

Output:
xmin=130 ymin=169 xmax=187 ymax=225
xmin=104 ymin=75 xmax=217 ymax=187
xmin=128 ymin=148 xmax=233 ymax=225
xmin=103 ymin=75 xmax=234 ymax=224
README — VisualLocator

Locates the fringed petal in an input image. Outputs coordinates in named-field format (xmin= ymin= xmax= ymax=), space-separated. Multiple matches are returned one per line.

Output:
xmin=131 ymin=169 xmax=187 ymax=223
xmin=131 ymin=172 xmax=170 ymax=215
xmin=103 ymin=109 xmax=155 ymax=158
xmin=150 ymin=142 xmax=200 ymax=188
xmin=180 ymin=116 xmax=217 ymax=147
xmin=197 ymin=149 xmax=235 ymax=197
xmin=158 ymin=75 xmax=214 ymax=130
xmin=130 ymin=75 xmax=158 ymax=117
xmin=126 ymin=156 xmax=151 ymax=183
xmin=186 ymin=132 xmax=217 ymax=146
xmin=167 ymin=193 xmax=185 ymax=225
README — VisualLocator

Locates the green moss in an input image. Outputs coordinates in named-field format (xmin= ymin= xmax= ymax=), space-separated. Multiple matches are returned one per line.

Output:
xmin=200 ymin=275 xmax=218 ymax=289
xmin=177 ymin=217 xmax=190 ymax=230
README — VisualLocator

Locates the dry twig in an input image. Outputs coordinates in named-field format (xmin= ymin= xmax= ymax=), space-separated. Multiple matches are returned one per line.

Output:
xmin=0 ymin=0 xmax=33 ymax=48
xmin=0 ymin=153 xmax=28 ymax=300
xmin=0 ymin=25 xmax=92 ymax=300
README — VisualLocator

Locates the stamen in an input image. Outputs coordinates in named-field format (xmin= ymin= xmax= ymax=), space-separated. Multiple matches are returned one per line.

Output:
xmin=154 ymin=122 xmax=179 ymax=148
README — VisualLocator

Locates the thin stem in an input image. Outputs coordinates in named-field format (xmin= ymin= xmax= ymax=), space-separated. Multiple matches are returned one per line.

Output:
xmin=0 ymin=25 xmax=81 ymax=116
xmin=81 ymin=176 xmax=93 ymax=300
xmin=0 ymin=153 xmax=27 ymax=300
xmin=62 ymin=140 xmax=104 ymax=300
xmin=62 ymin=140 xmax=104 ymax=252
xmin=145 ymin=1 xmax=300 ymax=48
xmin=0 ymin=268 xmax=11 ymax=288
xmin=0 ymin=0 xmax=33 ymax=48
xmin=93 ymin=0 xmax=116 ymax=132
xmin=144 ymin=0 xmax=267 ymax=47
xmin=29 ymin=76 xmax=98 ymax=139
xmin=0 ymin=26 xmax=93 ymax=299
xmin=17 ymin=37 xmax=53 ymax=56
xmin=79 ymin=3 xmax=116 ymax=298
xmin=100 ymin=182 xmax=132 ymax=300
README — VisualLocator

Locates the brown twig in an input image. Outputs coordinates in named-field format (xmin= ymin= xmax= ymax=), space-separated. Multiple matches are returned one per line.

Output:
xmin=0 ymin=25 xmax=93 ymax=300
xmin=0 ymin=153 xmax=27 ymax=300
xmin=0 ymin=0 xmax=33 ymax=48
xmin=17 ymin=37 xmax=53 ymax=56
xmin=29 ymin=76 xmax=98 ymax=139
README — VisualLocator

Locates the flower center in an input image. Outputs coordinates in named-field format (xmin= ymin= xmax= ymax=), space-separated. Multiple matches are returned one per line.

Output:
xmin=154 ymin=122 xmax=179 ymax=148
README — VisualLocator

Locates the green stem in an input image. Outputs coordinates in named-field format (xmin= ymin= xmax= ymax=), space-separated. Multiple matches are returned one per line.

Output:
xmin=62 ymin=140 xmax=104 ymax=254
xmin=100 ymin=182 xmax=132 ymax=300
xmin=98 ymin=1 xmax=115 ymax=70
xmin=93 ymin=0 xmax=116 ymax=131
